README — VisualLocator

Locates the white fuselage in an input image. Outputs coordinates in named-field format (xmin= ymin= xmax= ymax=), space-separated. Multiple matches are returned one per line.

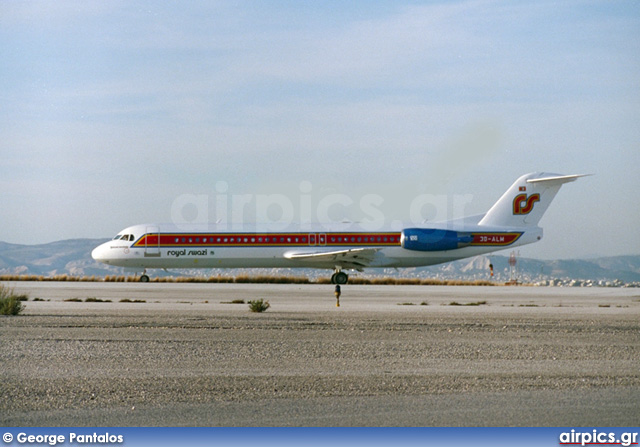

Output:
xmin=91 ymin=222 xmax=541 ymax=271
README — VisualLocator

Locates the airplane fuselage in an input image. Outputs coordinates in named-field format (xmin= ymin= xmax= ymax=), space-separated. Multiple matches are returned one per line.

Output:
xmin=92 ymin=172 xmax=585 ymax=284
xmin=93 ymin=224 xmax=541 ymax=270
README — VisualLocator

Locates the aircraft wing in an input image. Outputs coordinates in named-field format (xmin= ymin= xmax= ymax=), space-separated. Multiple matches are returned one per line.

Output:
xmin=284 ymin=248 xmax=380 ymax=271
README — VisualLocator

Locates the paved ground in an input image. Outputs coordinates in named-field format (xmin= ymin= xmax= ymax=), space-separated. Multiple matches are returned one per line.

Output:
xmin=1 ymin=282 xmax=639 ymax=426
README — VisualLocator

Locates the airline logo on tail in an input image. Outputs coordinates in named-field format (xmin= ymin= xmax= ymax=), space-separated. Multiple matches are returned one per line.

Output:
xmin=513 ymin=192 xmax=540 ymax=215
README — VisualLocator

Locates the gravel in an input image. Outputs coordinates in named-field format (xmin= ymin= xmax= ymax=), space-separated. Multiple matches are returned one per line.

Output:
xmin=1 ymin=283 xmax=639 ymax=426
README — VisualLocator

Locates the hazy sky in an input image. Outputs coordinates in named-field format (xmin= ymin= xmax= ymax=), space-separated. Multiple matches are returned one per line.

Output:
xmin=1 ymin=1 xmax=638 ymax=259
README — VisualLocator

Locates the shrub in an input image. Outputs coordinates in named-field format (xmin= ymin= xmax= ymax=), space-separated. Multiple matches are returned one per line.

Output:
xmin=0 ymin=297 xmax=24 ymax=315
xmin=248 ymin=299 xmax=270 ymax=313
xmin=85 ymin=297 xmax=112 ymax=303
xmin=0 ymin=285 xmax=26 ymax=315
xmin=449 ymin=300 xmax=487 ymax=306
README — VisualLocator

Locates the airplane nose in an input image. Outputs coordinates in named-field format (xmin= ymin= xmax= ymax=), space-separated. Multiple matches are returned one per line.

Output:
xmin=91 ymin=243 xmax=109 ymax=263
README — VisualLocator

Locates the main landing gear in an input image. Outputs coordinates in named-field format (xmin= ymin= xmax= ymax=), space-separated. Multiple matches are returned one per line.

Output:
xmin=330 ymin=271 xmax=348 ymax=285
xmin=330 ymin=269 xmax=349 ymax=306
xmin=139 ymin=270 xmax=150 ymax=282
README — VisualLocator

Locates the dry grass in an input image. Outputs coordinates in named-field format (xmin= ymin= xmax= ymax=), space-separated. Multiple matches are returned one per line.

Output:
xmin=235 ymin=275 xmax=310 ymax=284
xmin=0 ymin=273 xmax=500 ymax=286
xmin=321 ymin=277 xmax=497 ymax=286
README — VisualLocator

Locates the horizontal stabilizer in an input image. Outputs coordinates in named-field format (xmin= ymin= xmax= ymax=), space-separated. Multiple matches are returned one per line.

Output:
xmin=527 ymin=174 xmax=592 ymax=184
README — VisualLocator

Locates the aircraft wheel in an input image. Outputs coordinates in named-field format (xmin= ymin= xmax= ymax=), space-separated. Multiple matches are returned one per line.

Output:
xmin=330 ymin=273 xmax=337 ymax=284
xmin=334 ymin=271 xmax=348 ymax=284
xmin=140 ymin=274 xmax=150 ymax=283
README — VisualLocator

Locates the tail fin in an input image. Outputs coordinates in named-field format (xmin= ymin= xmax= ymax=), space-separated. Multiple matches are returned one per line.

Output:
xmin=478 ymin=172 xmax=590 ymax=228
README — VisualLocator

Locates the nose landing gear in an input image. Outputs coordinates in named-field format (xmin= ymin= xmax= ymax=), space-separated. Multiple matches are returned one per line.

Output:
xmin=139 ymin=269 xmax=150 ymax=282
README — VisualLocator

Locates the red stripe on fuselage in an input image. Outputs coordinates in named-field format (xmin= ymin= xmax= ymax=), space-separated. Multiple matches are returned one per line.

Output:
xmin=134 ymin=232 xmax=402 ymax=248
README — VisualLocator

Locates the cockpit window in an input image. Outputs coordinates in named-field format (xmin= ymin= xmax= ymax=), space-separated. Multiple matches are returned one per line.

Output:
xmin=117 ymin=234 xmax=134 ymax=241
xmin=113 ymin=234 xmax=123 ymax=240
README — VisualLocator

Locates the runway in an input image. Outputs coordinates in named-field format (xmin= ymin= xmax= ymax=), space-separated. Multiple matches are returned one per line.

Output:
xmin=1 ymin=282 xmax=639 ymax=426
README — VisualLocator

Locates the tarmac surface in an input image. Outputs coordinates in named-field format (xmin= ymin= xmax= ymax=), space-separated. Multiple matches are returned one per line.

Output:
xmin=1 ymin=281 xmax=639 ymax=426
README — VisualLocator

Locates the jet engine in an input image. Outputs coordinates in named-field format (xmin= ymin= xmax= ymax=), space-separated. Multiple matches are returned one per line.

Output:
xmin=400 ymin=228 xmax=473 ymax=252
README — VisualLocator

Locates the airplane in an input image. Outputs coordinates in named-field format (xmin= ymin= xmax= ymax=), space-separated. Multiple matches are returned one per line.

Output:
xmin=91 ymin=172 xmax=588 ymax=284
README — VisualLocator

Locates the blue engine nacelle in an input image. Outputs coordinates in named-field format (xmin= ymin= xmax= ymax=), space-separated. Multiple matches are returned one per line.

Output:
xmin=400 ymin=228 xmax=474 ymax=252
